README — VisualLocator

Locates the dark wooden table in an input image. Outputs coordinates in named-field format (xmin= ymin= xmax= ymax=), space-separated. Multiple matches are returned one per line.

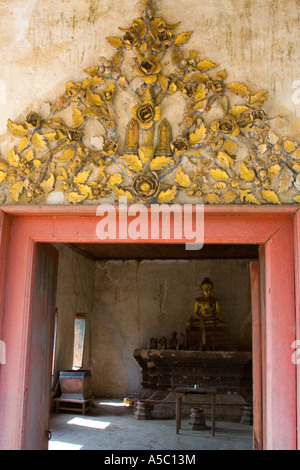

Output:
xmin=175 ymin=387 xmax=217 ymax=436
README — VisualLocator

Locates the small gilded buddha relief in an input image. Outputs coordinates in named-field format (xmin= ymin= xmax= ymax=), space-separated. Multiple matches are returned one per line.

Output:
xmin=156 ymin=119 xmax=172 ymax=156
xmin=186 ymin=278 xmax=232 ymax=351
xmin=124 ymin=118 xmax=140 ymax=154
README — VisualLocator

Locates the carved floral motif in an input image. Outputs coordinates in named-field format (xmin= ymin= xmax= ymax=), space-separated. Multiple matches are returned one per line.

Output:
xmin=0 ymin=0 xmax=299 ymax=205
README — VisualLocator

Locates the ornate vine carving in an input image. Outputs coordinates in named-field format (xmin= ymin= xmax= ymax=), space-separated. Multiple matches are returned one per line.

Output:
xmin=0 ymin=0 xmax=299 ymax=205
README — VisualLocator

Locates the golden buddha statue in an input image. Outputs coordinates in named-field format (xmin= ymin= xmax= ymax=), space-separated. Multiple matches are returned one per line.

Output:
xmin=186 ymin=278 xmax=231 ymax=350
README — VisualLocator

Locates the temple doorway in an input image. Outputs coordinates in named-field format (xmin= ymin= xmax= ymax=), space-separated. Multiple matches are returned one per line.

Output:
xmin=1 ymin=206 xmax=297 ymax=450
xmin=49 ymin=242 xmax=257 ymax=449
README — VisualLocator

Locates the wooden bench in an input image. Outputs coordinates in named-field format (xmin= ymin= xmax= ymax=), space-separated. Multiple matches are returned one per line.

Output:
xmin=53 ymin=396 xmax=93 ymax=415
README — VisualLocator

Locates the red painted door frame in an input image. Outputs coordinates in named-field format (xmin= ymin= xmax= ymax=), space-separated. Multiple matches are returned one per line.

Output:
xmin=0 ymin=205 xmax=299 ymax=450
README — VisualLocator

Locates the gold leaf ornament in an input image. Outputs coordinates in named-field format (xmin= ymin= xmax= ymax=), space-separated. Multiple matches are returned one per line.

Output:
xmin=283 ymin=139 xmax=296 ymax=154
xmin=157 ymin=75 xmax=169 ymax=93
xmin=25 ymin=150 xmax=34 ymax=162
xmin=81 ymin=76 xmax=103 ymax=90
xmin=77 ymin=184 xmax=93 ymax=198
xmin=250 ymin=90 xmax=268 ymax=106
xmin=197 ymin=59 xmax=217 ymax=71
xmin=40 ymin=173 xmax=55 ymax=194
xmin=194 ymin=85 xmax=207 ymax=102
xmin=0 ymin=159 xmax=9 ymax=171
xmin=223 ymin=191 xmax=238 ymax=203
xmin=230 ymin=105 xmax=249 ymax=119
xmin=32 ymin=133 xmax=48 ymax=150
xmin=66 ymin=192 xmax=88 ymax=204
xmin=7 ymin=119 xmax=28 ymax=137
xmin=204 ymin=193 xmax=220 ymax=204
xmin=138 ymin=145 xmax=155 ymax=164
xmin=120 ymin=154 xmax=143 ymax=171
xmin=157 ymin=185 xmax=177 ymax=203
xmin=108 ymin=173 xmax=123 ymax=188
xmin=73 ymin=170 xmax=92 ymax=185
xmin=86 ymin=89 xmax=104 ymax=107
xmin=150 ymin=156 xmax=174 ymax=171
xmin=223 ymin=139 xmax=237 ymax=155
xmin=261 ymin=190 xmax=281 ymax=205
xmin=226 ymin=83 xmax=250 ymax=100
xmin=175 ymin=166 xmax=191 ymax=188
xmin=84 ymin=66 xmax=100 ymax=77
xmin=268 ymin=164 xmax=281 ymax=181
xmin=113 ymin=186 xmax=135 ymax=202
xmin=239 ymin=189 xmax=260 ymax=204
xmin=18 ymin=137 xmax=30 ymax=153
xmin=217 ymin=150 xmax=234 ymax=167
xmin=240 ymin=162 xmax=255 ymax=182
xmin=7 ymin=148 xmax=20 ymax=167
xmin=189 ymin=122 xmax=206 ymax=147
xmin=43 ymin=132 xmax=58 ymax=141
xmin=174 ymin=31 xmax=193 ymax=46
xmin=0 ymin=171 xmax=7 ymax=183
xmin=33 ymin=159 xmax=42 ymax=168
xmin=292 ymin=147 xmax=300 ymax=159
xmin=56 ymin=147 xmax=75 ymax=163
xmin=209 ymin=168 xmax=229 ymax=181
xmin=10 ymin=181 xmax=24 ymax=202
xmin=73 ymin=108 xmax=84 ymax=128
xmin=106 ymin=37 xmax=123 ymax=49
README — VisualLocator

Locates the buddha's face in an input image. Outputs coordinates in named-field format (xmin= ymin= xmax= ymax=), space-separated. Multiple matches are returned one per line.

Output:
xmin=201 ymin=283 xmax=212 ymax=297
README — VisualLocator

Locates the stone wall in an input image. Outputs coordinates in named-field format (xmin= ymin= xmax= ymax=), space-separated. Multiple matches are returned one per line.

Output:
xmin=53 ymin=244 xmax=95 ymax=383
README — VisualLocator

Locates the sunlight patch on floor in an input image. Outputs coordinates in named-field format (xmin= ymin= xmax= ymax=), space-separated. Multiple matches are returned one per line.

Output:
xmin=67 ymin=417 xmax=111 ymax=429
xmin=48 ymin=441 xmax=83 ymax=450
xmin=99 ymin=401 xmax=129 ymax=407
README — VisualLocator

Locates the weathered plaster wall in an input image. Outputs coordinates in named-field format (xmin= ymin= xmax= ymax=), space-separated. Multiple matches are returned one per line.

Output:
xmin=0 ymin=0 xmax=299 ymax=137
xmin=53 ymin=244 xmax=95 ymax=382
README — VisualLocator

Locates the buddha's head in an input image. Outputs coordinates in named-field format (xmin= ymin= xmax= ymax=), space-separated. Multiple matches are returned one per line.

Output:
xmin=201 ymin=278 xmax=213 ymax=297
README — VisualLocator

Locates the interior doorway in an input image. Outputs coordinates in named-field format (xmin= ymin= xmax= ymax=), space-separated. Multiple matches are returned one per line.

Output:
xmin=48 ymin=242 xmax=257 ymax=450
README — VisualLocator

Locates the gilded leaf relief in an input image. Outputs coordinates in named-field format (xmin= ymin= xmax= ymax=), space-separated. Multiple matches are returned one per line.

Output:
xmin=0 ymin=0 xmax=299 ymax=205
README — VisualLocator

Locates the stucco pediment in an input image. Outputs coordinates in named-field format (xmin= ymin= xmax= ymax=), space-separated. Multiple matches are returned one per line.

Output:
xmin=0 ymin=0 xmax=299 ymax=206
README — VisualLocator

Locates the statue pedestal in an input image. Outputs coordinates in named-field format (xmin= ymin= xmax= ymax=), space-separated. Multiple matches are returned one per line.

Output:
xmin=185 ymin=326 xmax=232 ymax=351
xmin=133 ymin=349 xmax=252 ymax=422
